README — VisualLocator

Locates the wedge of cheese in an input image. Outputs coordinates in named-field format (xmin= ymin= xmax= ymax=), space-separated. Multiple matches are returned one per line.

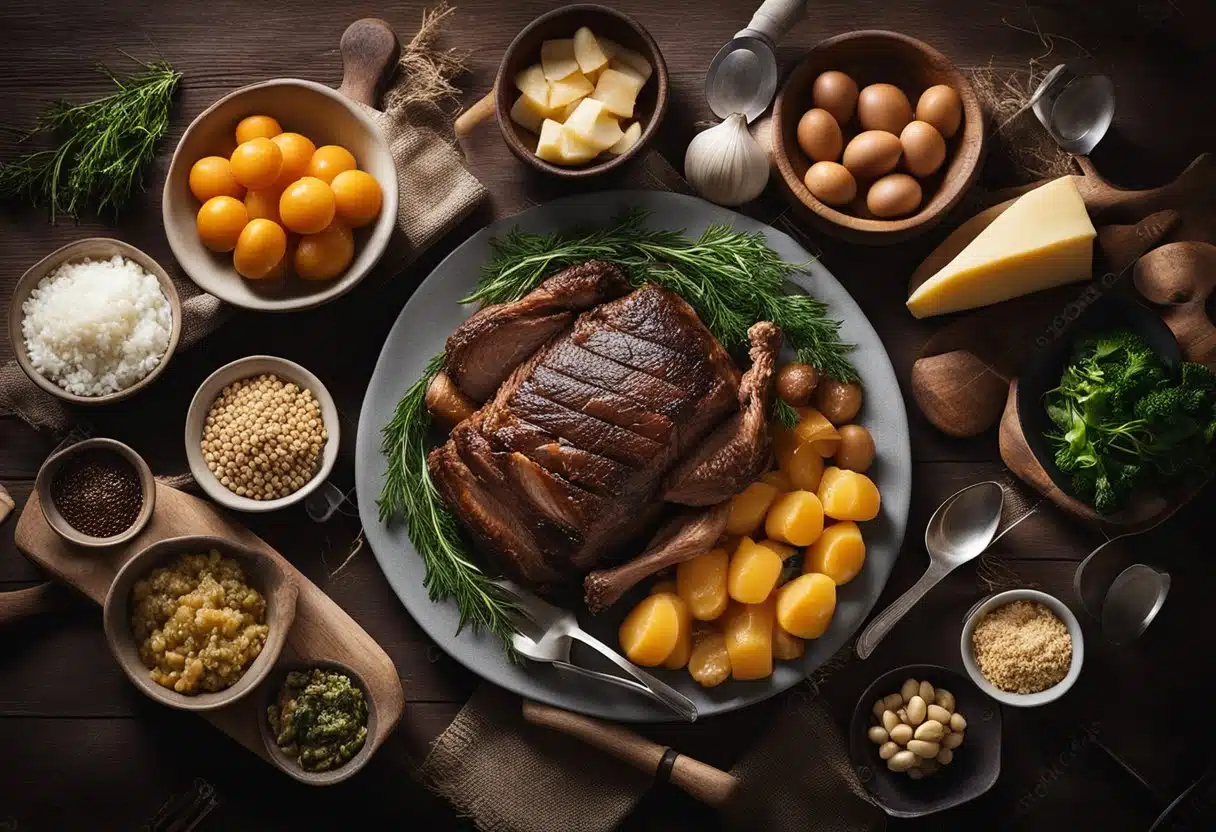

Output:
xmin=906 ymin=177 xmax=1096 ymax=318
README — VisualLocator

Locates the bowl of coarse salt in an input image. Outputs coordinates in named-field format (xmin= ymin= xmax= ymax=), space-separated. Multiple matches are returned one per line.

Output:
xmin=9 ymin=238 xmax=182 ymax=406
xmin=960 ymin=589 xmax=1084 ymax=708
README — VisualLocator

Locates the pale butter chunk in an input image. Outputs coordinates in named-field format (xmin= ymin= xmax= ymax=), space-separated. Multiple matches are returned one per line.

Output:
xmin=906 ymin=176 xmax=1096 ymax=318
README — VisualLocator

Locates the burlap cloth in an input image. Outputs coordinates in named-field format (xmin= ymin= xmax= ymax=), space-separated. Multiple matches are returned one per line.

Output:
xmin=0 ymin=20 xmax=486 ymax=433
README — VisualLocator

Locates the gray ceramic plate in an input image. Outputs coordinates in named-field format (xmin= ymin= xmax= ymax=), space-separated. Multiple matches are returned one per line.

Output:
xmin=354 ymin=191 xmax=911 ymax=722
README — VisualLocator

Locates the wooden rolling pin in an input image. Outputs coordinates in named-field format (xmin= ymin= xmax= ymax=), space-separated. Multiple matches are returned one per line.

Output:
xmin=522 ymin=701 xmax=739 ymax=808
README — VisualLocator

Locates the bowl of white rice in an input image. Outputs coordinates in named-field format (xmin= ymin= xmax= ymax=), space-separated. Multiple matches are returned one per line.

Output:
xmin=10 ymin=238 xmax=182 ymax=405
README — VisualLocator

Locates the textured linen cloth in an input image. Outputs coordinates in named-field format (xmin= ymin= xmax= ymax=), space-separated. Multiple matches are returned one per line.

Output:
xmin=0 ymin=51 xmax=485 ymax=433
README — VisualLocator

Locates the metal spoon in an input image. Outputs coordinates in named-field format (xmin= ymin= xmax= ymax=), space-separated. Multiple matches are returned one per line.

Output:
xmin=706 ymin=0 xmax=807 ymax=122
xmin=856 ymin=481 xmax=1005 ymax=659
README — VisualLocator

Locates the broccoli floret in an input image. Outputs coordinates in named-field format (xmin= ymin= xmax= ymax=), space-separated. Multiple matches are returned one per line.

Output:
xmin=1070 ymin=467 xmax=1099 ymax=503
xmin=1135 ymin=387 xmax=1187 ymax=422
xmin=1181 ymin=362 xmax=1216 ymax=395
xmin=1093 ymin=473 xmax=1123 ymax=515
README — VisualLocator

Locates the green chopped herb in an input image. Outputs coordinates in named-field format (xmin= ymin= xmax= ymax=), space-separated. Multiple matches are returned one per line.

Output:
xmin=267 ymin=668 xmax=369 ymax=773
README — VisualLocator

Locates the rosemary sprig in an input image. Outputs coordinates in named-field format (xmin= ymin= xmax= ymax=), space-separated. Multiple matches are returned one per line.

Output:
xmin=774 ymin=398 xmax=801 ymax=429
xmin=377 ymin=353 xmax=519 ymax=646
xmin=470 ymin=208 xmax=857 ymax=381
xmin=0 ymin=53 xmax=180 ymax=221
xmin=381 ymin=207 xmax=856 ymax=652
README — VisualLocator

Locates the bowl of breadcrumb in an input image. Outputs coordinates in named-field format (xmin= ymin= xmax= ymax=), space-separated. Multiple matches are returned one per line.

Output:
xmin=960 ymin=589 xmax=1083 ymax=707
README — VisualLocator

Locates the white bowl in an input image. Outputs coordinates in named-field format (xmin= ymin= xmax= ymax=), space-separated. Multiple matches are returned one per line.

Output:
xmin=185 ymin=356 xmax=340 ymax=513
xmin=163 ymin=79 xmax=398 ymax=312
xmin=960 ymin=589 xmax=1084 ymax=707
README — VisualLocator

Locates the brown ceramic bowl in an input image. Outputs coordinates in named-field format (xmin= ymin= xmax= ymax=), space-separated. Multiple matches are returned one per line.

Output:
xmin=103 ymin=535 xmax=298 ymax=712
xmin=35 ymin=438 xmax=156 ymax=549
xmin=8 ymin=238 xmax=182 ymax=405
xmin=772 ymin=30 xmax=984 ymax=245
xmin=495 ymin=4 xmax=668 ymax=179
xmin=257 ymin=659 xmax=379 ymax=786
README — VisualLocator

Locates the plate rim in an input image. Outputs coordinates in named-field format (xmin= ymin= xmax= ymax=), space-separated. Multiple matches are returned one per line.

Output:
xmin=355 ymin=191 xmax=911 ymax=722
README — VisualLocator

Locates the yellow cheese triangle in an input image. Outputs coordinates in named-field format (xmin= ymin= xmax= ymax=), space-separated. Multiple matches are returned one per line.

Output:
xmin=906 ymin=177 xmax=1096 ymax=318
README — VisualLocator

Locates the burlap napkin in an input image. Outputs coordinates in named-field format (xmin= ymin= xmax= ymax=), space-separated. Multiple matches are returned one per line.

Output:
xmin=0 ymin=13 xmax=485 ymax=434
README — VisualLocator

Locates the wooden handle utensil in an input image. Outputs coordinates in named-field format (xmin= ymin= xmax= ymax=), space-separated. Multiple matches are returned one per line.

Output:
xmin=455 ymin=90 xmax=496 ymax=137
xmin=0 ymin=583 xmax=63 ymax=626
xmin=337 ymin=18 xmax=402 ymax=108
xmin=521 ymin=701 xmax=739 ymax=809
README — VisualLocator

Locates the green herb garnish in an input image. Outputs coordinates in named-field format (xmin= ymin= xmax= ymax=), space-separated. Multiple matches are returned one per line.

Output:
xmin=774 ymin=397 xmax=801 ymax=429
xmin=380 ymin=209 xmax=856 ymax=649
xmin=471 ymin=208 xmax=858 ymax=381
xmin=1045 ymin=329 xmax=1216 ymax=514
xmin=0 ymin=53 xmax=180 ymax=221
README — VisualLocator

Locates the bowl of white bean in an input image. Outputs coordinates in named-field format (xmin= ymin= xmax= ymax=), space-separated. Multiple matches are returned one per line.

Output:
xmin=849 ymin=664 xmax=1002 ymax=818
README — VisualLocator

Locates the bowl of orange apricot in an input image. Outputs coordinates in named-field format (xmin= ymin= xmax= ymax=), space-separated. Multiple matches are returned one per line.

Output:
xmin=616 ymin=369 xmax=882 ymax=688
xmin=163 ymin=79 xmax=398 ymax=312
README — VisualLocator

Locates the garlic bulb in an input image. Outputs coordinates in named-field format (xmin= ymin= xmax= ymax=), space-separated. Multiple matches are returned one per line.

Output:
xmin=684 ymin=113 xmax=770 ymax=206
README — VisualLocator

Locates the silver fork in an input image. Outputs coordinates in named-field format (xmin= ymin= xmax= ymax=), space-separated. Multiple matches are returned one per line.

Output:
xmin=498 ymin=580 xmax=698 ymax=722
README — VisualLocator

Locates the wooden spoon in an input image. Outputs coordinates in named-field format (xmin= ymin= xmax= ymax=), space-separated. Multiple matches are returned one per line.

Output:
xmin=522 ymin=701 xmax=738 ymax=809
xmin=337 ymin=18 xmax=402 ymax=107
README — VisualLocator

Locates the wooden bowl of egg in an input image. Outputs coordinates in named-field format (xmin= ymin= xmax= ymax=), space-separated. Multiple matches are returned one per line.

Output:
xmin=772 ymin=30 xmax=984 ymax=245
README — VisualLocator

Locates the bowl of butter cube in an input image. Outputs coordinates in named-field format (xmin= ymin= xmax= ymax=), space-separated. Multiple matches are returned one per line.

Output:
xmin=494 ymin=4 xmax=668 ymax=178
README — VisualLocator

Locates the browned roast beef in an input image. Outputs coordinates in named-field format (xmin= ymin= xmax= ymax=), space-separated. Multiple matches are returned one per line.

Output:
xmin=427 ymin=265 xmax=780 ymax=591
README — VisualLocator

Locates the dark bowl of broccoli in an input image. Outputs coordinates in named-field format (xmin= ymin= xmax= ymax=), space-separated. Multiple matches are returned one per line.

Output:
xmin=1018 ymin=294 xmax=1216 ymax=516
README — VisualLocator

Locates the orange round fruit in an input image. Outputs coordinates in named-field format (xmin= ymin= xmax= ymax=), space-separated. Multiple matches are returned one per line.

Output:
xmin=262 ymin=237 xmax=296 ymax=280
xmin=295 ymin=222 xmax=354 ymax=281
xmin=330 ymin=169 xmax=383 ymax=228
xmin=244 ymin=188 xmax=283 ymax=224
xmin=305 ymin=145 xmax=357 ymax=184
xmin=189 ymin=156 xmax=244 ymax=202
xmin=196 ymin=196 xmax=249 ymax=253
xmin=229 ymin=138 xmax=283 ymax=190
xmin=279 ymin=176 xmax=336 ymax=235
xmin=233 ymin=218 xmax=288 ymax=279
xmin=235 ymin=115 xmax=282 ymax=145
xmin=270 ymin=132 xmax=316 ymax=187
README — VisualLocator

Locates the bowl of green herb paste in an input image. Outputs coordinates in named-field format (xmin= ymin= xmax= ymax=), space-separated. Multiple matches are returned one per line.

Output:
xmin=259 ymin=661 xmax=374 ymax=785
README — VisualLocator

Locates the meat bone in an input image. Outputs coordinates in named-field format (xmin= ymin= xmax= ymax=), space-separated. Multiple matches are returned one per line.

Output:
xmin=583 ymin=501 xmax=729 ymax=613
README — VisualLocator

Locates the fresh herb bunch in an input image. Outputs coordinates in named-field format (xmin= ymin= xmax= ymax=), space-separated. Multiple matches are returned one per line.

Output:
xmin=1045 ymin=330 xmax=1216 ymax=514
xmin=378 ymin=353 xmax=520 ymax=646
xmin=471 ymin=208 xmax=858 ymax=382
xmin=774 ymin=397 xmax=801 ymax=429
xmin=0 ymin=54 xmax=180 ymax=221
xmin=380 ymin=208 xmax=856 ymax=651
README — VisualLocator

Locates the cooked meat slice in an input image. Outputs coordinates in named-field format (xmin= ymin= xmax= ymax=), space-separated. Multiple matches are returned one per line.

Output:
xmin=583 ymin=502 xmax=730 ymax=612
xmin=426 ymin=443 xmax=562 ymax=587
xmin=523 ymin=438 xmax=636 ymax=496
xmin=590 ymin=285 xmax=736 ymax=370
xmin=509 ymin=387 xmax=665 ymax=469
xmin=663 ymin=322 xmax=783 ymax=506
xmin=525 ymin=364 xmax=674 ymax=443
xmin=425 ymin=371 xmax=477 ymax=432
xmin=445 ymin=261 xmax=630 ymax=402
xmin=572 ymin=323 xmax=719 ymax=392
xmin=541 ymin=339 xmax=688 ymax=417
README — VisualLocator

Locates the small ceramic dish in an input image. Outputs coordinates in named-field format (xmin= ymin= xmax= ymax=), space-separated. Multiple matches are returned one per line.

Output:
xmin=163 ymin=79 xmax=398 ymax=312
xmin=34 ymin=438 xmax=156 ymax=549
xmin=257 ymin=659 xmax=378 ymax=786
xmin=184 ymin=355 xmax=340 ymax=513
xmin=772 ymin=30 xmax=984 ymax=244
xmin=849 ymin=663 xmax=1002 ymax=818
xmin=8 ymin=238 xmax=182 ymax=406
xmin=103 ymin=534 xmax=298 ymax=712
xmin=960 ymin=589 xmax=1084 ymax=707
xmin=494 ymin=4 xmax=669 ymax=179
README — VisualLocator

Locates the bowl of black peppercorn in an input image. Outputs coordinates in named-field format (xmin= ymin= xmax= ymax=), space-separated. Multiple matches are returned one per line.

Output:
xmin=35 ymin=438 xmax=156 ymax=548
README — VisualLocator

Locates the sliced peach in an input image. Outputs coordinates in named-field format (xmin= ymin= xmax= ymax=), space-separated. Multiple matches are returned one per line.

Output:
xmin=764 ymin=490 xmax=825 ymax=546
xmin=788 ymin=442 xmax=825 ymax=491
xmin=728 ymin=537 xmax=783 ymax=603
xmin=676 ymin=548 xmax=730 ymax=621
xmin=793 ymin=407 xmax=841 ymax=446
xmin=652 ymin=592 xmax=693 ymax=670
xmin=724 ymin=599 xmax=775 ymax=680
xmin=776 ymin=573 xmax=837 ymax=639
xmin=688 ymin=631 xmax=731 ymax=688
xmin=804 ymin=521 xmax=866 ymax=585
xmin=726 ymin=481 xmax=780 ymax=536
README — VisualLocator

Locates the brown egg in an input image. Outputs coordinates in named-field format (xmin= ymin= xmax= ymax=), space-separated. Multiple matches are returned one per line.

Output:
xmin=811 ymin=71 xmax=859 ymax=124
xmin=866 ymin=173 xmax=922 ymax=218
xmin=899 ymin=121 xmax=947 ymax=177
xmin=916 ymin=85 xmax=963 ymax=138
xmin=804 ymin=161 xmax=857 ymax=207
xmin=841 ymin=131 xmax=902 ymax=179
xmin=857 ymin=84 xmax=913 ymax=134
xmin=796 ymin=108 xmax=844 ymax=163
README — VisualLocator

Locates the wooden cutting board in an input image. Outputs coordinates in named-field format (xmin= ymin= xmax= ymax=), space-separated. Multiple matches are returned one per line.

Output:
xmin=13 ymin=482 xmax=405 ymax=772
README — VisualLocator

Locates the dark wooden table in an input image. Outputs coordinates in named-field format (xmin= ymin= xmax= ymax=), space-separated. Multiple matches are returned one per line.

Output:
xmin=2 ymin=1 xmax=1214 ymax=829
